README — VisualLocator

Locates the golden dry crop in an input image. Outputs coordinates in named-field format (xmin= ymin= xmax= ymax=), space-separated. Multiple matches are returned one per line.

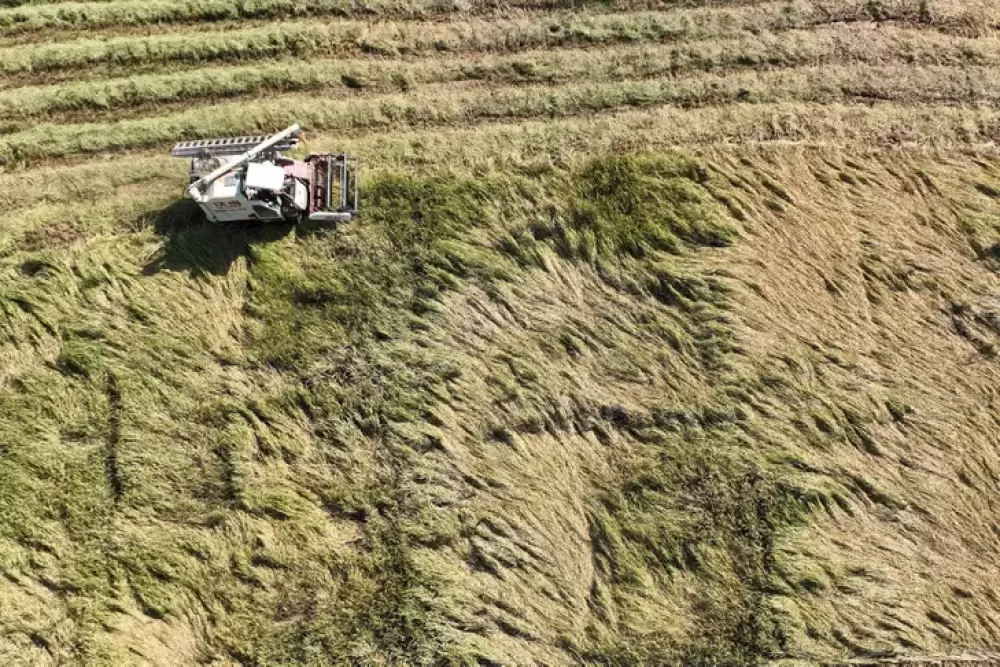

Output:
xmin=1 ymin=0 xmax=1000 ymax=665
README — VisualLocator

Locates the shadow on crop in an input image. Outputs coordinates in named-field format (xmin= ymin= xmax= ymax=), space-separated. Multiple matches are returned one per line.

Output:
xmin=141 ymin=199 xmax=323 ymax=277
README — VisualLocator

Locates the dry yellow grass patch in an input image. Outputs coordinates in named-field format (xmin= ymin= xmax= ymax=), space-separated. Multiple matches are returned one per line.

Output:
xmin=2 ymin=0 xmax=1000 ymax=663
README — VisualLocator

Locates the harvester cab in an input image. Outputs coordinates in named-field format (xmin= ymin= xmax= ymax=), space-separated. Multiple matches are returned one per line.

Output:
xmin=171 ymin=124 xmax=358 ymax=224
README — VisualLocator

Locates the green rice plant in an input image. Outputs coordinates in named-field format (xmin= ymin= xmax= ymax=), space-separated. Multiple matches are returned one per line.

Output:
xmin=564 ymin=154 xmax=735 ymax=258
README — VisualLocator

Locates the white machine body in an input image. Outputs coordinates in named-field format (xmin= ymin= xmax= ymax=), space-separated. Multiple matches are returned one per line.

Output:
xmin=172 ymin=124 xmax=358 ymax=224
xmin=202 ymin=168 xmax=257 ymax=222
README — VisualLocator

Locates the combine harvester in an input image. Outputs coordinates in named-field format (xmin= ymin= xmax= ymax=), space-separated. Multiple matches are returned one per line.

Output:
xmin=171 ymin=124 xmax=358 ymax=224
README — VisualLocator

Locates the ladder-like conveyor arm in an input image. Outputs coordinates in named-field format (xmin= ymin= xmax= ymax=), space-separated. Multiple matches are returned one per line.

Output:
xmin=171 ymin=133 xmax=300 ymax=158
xmin=184 ymin=124 xmax=301 ymax=203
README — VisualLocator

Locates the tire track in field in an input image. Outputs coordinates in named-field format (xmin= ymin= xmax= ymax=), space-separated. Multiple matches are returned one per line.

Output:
xmin=105 ymin=371 xmax=124 ymax=504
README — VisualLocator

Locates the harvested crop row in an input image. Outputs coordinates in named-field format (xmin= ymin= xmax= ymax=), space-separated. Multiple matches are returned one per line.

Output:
xmin=1 ymin=0 xmax=987 ymax=79
xmin=0 ymin=0 xmax=744 ymax=8
xmin=0 ymin=0 xmax=481 ymax=33
xmin=2 ymin=65 xmax=998 ymax=164
xmin=0 ymin=44 xmax=688 ymax=122
xmin=3 ymin=0 xmax=990 ymax=42
xmin=0 ymin=0 xmax=746 ymax=35
xmin=0 ymin=0 xmax=777 ymax=46
xmin=2 ymin=28 xmax=999 ymax=123
xmin=0 ymin=0 xmax=114 ymax=6
xmin=0 ymin=6 xmax=770 ymax=78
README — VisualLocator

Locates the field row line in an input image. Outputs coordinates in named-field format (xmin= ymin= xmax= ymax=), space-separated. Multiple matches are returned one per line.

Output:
xmin=1 ymin=29 xmax=998 ymax=125
xmin=0 ymin=4 xmax=788 ymax=78
xmin=2 ymin=0 xmax=993 ymax=47
xmin=0 ymin=0 xmax=992 ymax=37
xmin=0 ymin=0 xmax=985 ymax=85
xmin=2 ymin=65 xmax=999 ymax=165
xmin=0 ymin=0 xmax=761 ymax=36
xmin=0 ymin=5 xmax=715 ymax=49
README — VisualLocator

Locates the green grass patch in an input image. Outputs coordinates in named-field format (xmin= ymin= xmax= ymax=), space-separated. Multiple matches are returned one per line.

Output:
xmin=497 ymin=154 xmax=733 ymax=264
xmin=581 ymin=430 xmax=807 ymax=665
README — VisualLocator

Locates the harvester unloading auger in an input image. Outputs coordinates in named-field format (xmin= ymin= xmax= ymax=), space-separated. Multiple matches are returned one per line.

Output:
xmin=171 ymin=124 xmax=358 ymax=224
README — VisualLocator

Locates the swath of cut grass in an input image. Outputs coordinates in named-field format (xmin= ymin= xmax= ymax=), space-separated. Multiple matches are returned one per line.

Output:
xmin=0 ymin=0 xmax=505 ymax=34
xmin=4 ymin=27 xmax=1000 ymax=121
xmin=3 ymin=64 xmax=999 ymax=163
xmin=0 ymin=8 xmax=746 ymax=78
xmin=2 ymin=0 xmax=136 ymax=6
xmin=3 ymin=0 xmax=993 ymax=81
xmin=0 ymin=0 xmax=917 ymax=38
xmin=0 ymin=0 xmax=756 ymax=35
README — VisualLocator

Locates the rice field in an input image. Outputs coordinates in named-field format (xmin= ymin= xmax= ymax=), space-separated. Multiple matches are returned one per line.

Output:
xmin=4 ymin=0 xmax=1000 ymax=665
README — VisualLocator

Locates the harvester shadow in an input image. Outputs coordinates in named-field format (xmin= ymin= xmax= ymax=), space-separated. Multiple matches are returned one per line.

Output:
xmin=141 ymin=199 xmax=295 ymax=277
